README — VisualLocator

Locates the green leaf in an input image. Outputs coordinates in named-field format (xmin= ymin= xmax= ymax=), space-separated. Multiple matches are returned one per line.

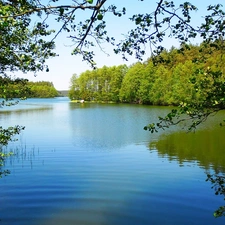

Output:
xmin=59 ymin=8 xmax=64 ymax=16
xmin=97 ymin=14 xmax=103 ymax=20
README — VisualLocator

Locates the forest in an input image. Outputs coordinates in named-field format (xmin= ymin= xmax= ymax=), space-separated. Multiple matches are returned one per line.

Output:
xmin=27 ymin=81 xmax=59 ymax=98
xmin=0 ymin=79 xmax=59 ymax=99
xmin=69 ymin=41 xmax=225 ymax=106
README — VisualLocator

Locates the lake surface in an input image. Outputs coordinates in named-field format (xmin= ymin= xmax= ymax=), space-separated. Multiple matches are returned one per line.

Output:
xmin=0 ymin=98 xmax=225 ymax=225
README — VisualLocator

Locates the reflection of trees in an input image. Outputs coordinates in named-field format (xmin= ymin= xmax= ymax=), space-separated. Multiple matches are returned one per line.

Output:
xmin=69 ymin=102 xmax=92 ymax=110
xmin=149 ymin=128 xmax=225 ymax=217
xmin=206 ymin=174 xmax=225 ymax=217
xmin=0 ymin=106 xmax=52 ymax=116
xmin=149 ymin=129 xmax=225 ymax=173
xmin=0 ymin=166 xmax=10 ymax=178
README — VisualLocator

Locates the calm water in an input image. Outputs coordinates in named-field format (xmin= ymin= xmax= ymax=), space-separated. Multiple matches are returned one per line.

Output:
xmin=0 ymin=98 xmax=225 ymax=225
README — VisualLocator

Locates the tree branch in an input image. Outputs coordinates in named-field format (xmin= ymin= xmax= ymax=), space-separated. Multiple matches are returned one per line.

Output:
xmin=0 ymin=1 xmax=106 ymax=19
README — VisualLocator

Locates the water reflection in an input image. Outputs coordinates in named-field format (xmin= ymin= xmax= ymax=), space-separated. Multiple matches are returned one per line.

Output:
xmin=68 ymin=103 xmax=156 ymax=150
xmin=206 ymin=174 xmax=225 ymax=217
xmin=0 ymin=105 xmax=52 ymax=115
xmin=149 ymin=127 xmax=225 ymax=218
xmin=149 ymin=128 xmax=225 ymax=173
xmin=1 ymin=99 xmax=225 ymax=224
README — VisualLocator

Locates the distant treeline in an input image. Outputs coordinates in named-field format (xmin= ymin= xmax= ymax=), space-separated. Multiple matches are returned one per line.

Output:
xmin=58 ymin=90 xmax=69 ymax=97
xmin=0 ymin=80 xmax=59 ymax=98
xmin=27 ymin=81 xmax=59 ymax=98
xmin=69 ymin=41 xmax=225 ymax=105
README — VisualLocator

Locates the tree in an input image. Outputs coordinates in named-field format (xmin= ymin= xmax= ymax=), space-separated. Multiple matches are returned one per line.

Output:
xmin=119 ymin=62 xmax=144 ymax=103
xmin=69 ymin=74 xmax=81 ymax=100
xmin=68 ymin=65 xmax=127 ymax=102
xmin=27 ymin=81 xmax=59 ymax=98
xmin=108 ymin=65 xmax=128 ymax=102
xmin=0 ymin=1 xmax=56 ymax=75
xmin=0 ymin=0 xmax=57 ymax=155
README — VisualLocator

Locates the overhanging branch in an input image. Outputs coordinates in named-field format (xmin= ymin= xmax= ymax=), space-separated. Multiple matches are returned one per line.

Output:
xmin=0 ymin=1 xmax=107 ymax=19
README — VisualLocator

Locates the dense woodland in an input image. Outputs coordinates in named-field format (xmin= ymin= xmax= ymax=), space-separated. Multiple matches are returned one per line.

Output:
xmin=69 ymin=42 xmax=225 ymax=106
xmin=0 ymin=80 xmax=59 ymax=99
xmin=28 ymin=81 xmax=59 ymax=98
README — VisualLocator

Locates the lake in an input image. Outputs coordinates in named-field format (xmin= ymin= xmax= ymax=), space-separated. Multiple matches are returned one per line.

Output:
xmin=0 ymin=97 xmax=225 ymax=225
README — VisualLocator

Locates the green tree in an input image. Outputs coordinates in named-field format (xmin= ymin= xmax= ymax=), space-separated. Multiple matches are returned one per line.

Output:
xmin=28 ymin=81 xmax=58 ymax=98
xmin=119 ymin=62 xmax=144 ymax=103
xmin=108 ymin=65 xmax=128 ymax=102
xmin=136 ymin=62 xmax=156 ymax=104
xmin=69 ymin=65 xmax=127 ymax=102
xmin=69 ymin=74 xmax=81 ymax=100
xmin=0 ymin=0 xmax=57 ymax=152
xmin=0 ymin=1 xmax=56 ymax=75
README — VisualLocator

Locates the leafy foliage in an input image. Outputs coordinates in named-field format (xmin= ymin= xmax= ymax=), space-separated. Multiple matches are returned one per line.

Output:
xmin=0 ymin=77 xmax=31 ymax=104
xmin=0 ymin=125 xmax=24 ymax=177
xmin=144 ymin=62 xmax=225 ymax=132
xmin=0 ymin=0 xmax=56 ymax=75
xmin=115 ymin=1 xmax=225 ymax=62
xmin=27 ymin=81 xmax=59 ymax=98
xmin=0 ymin=126 xmax=25 ymax=146
xmin=0 ymin=0 xmax=58 ymax=161
xmin=0 ymin=151 xmax=11 ymax=177
xmin=69 ymin=42 xmax=225 ymax=120
xmin=206 ymin=174 xmax=225 ymax=217
xmin=69 ymin=65 xmax=128 ymax=102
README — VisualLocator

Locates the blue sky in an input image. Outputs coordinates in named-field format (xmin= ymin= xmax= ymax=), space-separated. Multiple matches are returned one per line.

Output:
xmin=19 ymin=0 xmax=224 ymax=90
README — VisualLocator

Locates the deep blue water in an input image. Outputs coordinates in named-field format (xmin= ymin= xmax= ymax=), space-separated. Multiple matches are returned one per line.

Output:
xmin=0 ymin=98 xmax=224 ymax=225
